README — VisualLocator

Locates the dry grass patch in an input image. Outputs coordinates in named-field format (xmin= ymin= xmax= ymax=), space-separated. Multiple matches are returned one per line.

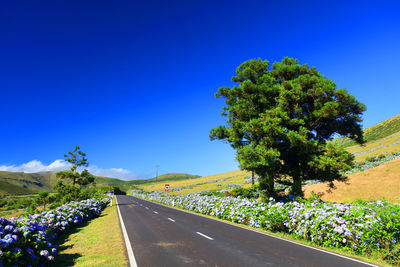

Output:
xmin=54 ymin=197 xmax=127 ymax=266
xmin=304 ymin=157 xmax=400 ymax=203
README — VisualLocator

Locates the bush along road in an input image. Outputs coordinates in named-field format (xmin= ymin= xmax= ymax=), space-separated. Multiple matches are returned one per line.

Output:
xmin=131 ymin=191 xmax=399 ymax=266
xmin=0 ymin=197 xmax=111 ymax=266
xmin=117 ymin=194 xmax=386 ymax=267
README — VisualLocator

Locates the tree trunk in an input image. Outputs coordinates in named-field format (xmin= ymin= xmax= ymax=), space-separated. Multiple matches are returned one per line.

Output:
xmin=292 ymin=175 xmax=303 ymax=197
xmin=251 ymin=171 xmax=254 ymax=185
xmin=265 ymin=177 xmax=275 ymax=198
xmin=259 ymin=174 xmax=275 ymax=198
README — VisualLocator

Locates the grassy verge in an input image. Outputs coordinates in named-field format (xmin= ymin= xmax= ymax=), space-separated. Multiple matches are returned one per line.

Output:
xmin=142 ymin=198 xmax=393 ymax=267
xmin=54 ymin=197 xmax=128 ymax=266
xmin=2 ymin=209 xmax=24 ymax=219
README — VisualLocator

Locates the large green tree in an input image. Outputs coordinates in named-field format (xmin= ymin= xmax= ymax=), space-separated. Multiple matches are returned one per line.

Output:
xmin=210 ymin=57 xmax=365 ymax=197
xmin=56 ymin=145 xmax=95 ymax=187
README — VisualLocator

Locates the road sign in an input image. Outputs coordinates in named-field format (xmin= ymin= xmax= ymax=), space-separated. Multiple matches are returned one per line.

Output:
xmin=165 ymin=184 xmax=170 ymax=191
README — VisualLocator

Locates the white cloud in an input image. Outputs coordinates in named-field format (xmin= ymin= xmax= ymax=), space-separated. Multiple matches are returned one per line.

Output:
xmin=87 ymin=166 xmax=138 ymax=179
xmin=0 ymin=160 xmax=138 ymax=180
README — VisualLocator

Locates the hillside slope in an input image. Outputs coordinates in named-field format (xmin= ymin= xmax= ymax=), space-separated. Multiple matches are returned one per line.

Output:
xmin=139 ymin=170 xmax=250 ymax=194
xmin=303 ymin=157 xmax=400 ymax=203
xmin=0 ymin=171 xmax=55 ymax=196
xmin=331 ymin=114 xmax=400 ymax=162
xmin=334 ymin=114 xmax=400 ymax=148
xmin=140 ymin=114 xmax=400 ymax=199
xmin=0 ymin=171 xmax=200 ymax=196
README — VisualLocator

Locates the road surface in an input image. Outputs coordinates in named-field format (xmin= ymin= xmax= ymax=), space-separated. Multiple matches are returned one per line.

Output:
xmin=116 ymin=195 xmax=375 ymax=267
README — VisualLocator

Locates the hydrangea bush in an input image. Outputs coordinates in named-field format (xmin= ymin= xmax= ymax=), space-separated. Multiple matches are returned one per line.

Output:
xmin=346 ymin=152 xmax=400 ymax=174
xmin=0 ymin=197 xmax=110 ymax=266
xmin=133 ymin=191 xmax=400 ymax=265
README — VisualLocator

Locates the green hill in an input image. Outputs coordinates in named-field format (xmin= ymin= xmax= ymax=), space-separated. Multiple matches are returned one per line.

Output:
xmin=332 ymin=114 xmax=400 ymax=161
xmin=0 ymin=180 xmax=36 ymax=196
xmin=0 ymin=171 xmax=55 ymax=196
xmin=129 ymin=173 xmax=201 ymax=185
xmin=0 ymin=171 xmax=199 ymax=196
xmin=334 ymin=114 xmax=400 ymax=148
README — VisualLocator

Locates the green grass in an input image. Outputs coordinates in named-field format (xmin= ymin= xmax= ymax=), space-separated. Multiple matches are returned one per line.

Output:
xmin=0 ymin=211 xmax=12 ymax=217
xmin=0 ymin=180 xmax=35 ymax=196
xmin=0 ymin=171 xmax=55 ymax=195
xmin=334 ymin=114 xmax=400 ymax=148
xmin=54 ymin=197 xmax=127 ymax=266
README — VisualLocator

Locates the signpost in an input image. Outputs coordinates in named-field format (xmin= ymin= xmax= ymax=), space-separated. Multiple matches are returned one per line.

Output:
xmin=164 ymin=184 xmax=170 ymax=192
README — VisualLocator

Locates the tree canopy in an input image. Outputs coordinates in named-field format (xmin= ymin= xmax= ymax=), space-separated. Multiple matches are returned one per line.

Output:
xmin=56 ymin=145 xmax=95 ymax=187
xmin=210 ymin=57 xmax=365 ymax=197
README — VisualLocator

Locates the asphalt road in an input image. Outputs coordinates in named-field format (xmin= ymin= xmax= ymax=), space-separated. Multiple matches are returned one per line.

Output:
xmin=116 ymin=195 xmax=375 ymax=267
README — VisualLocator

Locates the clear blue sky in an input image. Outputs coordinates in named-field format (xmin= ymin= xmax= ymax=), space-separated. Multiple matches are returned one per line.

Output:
xmin=1 ymin=0 xmax=399 ymax=179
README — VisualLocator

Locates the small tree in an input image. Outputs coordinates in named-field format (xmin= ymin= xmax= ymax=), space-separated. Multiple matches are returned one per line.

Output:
xmin=210 ymin=57 xmax=365 ymax=197
xmin=56 ymin=145 xmax=95 ymax=187
xmin=35 ymin=191 xmax=49 ymax=209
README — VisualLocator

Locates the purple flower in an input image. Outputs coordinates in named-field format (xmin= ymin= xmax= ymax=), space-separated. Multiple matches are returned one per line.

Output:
xmin=4 ymin=225 xmax=13 ymax=232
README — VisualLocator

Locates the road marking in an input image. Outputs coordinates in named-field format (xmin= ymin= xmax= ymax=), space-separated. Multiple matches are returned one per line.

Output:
xmin=132 ymin=196 xmax=377 ymax=267
xmin=145 ymin=207 xmax=149 ymax=210
xmin=116 ymin=196 xmax=138 ymax=267
xmin=196 ymin=232 xmax=214 ymax=240
xmin=168 ymin=217 xmax=175 ymax=222
xmin=153 ymin=211 xmax=159 ymax=214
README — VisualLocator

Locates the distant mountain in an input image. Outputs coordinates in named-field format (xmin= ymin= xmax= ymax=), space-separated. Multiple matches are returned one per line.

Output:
xmin=0 ymin=171 xmax=55 ymax=196
xmin=0 ymin=171 xmax=200 ymax=196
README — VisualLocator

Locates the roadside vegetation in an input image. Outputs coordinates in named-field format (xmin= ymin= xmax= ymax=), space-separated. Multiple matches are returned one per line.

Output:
xmin=0 ymin=146 xmax=124 ymax=266
xmin=0 ymin=197 xmax=111 ymax=266
xmin=133 ymin=190 xmax=400 ymax=265
xmin=54 ymin=197 xmax=127 ymax=267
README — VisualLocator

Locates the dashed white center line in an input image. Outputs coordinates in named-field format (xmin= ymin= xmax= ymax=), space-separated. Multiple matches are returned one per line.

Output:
xmin=145 ymin=207 xmax=149 ymax=210
xmin=153 ymin=211 xmax=159 ymax=214
xmin=168 ymin=218 xmax=176 ymax=222
xmin=196 ymin=232 xmax=214 ymax=240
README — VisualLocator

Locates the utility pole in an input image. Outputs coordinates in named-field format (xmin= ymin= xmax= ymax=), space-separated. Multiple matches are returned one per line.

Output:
xmin=156 ymin=164 xmax=159 ymax=181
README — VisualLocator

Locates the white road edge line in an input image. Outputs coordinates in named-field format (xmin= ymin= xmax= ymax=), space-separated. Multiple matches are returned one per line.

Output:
xmin=196 ymin=231 xmax=214 ymax=240
xmin=132 ymin=196 xmax=377 ymax=267
xmin=116 ymin=196 xmax=138 ymax=267
xmin=168 ymin=217 xmax=176 ymax=222
xmin=153 ymin=211 xmax=159 ymax=214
